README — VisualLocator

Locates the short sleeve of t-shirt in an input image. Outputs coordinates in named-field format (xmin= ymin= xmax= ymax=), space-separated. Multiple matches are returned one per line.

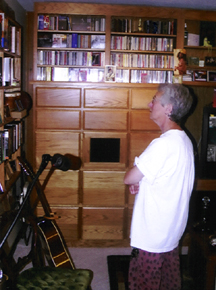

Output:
xmin=134 ymin=137 xmax=169 ymax=185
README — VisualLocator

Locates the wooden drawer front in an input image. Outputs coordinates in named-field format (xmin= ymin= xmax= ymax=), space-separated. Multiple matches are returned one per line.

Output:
xmin=131 ymin=88 xmax=157 ymax=109
xmin=36 ymin=109 xmax=80 ymax=129
xmin=83 ymin=171 xmax=125 ymax=206
xmin=84 ymin=88 xmax=129 ymax=108
xmin=130 ymin=110 xmax=159 ymax=131
xmin=84 ymin=111 xmax=128 ymax=130
xmin=130 ymin=132 xmax=161 ymax=166
xmin=82 ymin=208 xmax=124 ymax=240
xmin=39 ymin=170 xmax=79 ymax=205
xmin=36 ymin=132 xmax=79 ymax=168
xmin=36 ymin=88 xmax=81 ymax=107
xmin=37 ymin=207 xmax=79 ymax=243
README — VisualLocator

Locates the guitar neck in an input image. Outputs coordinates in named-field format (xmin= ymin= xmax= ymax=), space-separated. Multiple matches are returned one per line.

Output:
xmin=17 ymin=156 xmax=52 ymax=217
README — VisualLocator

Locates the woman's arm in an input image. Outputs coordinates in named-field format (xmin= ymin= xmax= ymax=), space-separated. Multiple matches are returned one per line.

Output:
xmin=124 ymin=166 xmax=144 ymax=185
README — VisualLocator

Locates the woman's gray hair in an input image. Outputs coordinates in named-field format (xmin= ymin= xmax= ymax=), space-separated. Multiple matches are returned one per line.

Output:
xmin=158 ymin=83 xmax=193 ymax=123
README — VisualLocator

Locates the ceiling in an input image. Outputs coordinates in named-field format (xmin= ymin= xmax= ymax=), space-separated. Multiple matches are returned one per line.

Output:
xmin=16 ymin=0 xmax=216 ymax=12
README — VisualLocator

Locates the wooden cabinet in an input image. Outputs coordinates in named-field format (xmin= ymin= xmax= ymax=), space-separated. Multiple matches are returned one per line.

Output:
xmin=31 ymin=3 xmax=216 ymax=246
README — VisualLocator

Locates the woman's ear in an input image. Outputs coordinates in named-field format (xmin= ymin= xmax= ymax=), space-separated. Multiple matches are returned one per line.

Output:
xmin=165 ymin=103 xmax=173 ymax=117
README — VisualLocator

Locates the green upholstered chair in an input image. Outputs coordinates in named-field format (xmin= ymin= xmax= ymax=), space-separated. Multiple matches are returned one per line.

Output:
xmin=16 ymin=266 xmax=93 ymax=290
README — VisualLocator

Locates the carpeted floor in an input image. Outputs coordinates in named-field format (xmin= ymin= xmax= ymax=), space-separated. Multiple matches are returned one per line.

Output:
xmin=107 ymin=255 xmax=195 ymax=290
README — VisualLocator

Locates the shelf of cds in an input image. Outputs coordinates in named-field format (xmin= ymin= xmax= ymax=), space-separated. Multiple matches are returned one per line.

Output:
xmin=36 ymin=12 xmax=178 ymax=84
xmin=37 ymin=14 xmax=106 ymax=82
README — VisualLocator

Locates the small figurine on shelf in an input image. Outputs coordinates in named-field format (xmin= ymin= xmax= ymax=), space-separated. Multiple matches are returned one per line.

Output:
xmin=174 ymin=48 xmax=187 ymax=75
xmin=203 ymin=37 xmax=212 ymax=52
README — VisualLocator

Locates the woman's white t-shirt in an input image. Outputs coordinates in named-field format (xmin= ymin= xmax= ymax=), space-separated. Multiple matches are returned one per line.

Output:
xmin=130 ymin=129 xmax=195 ymax=253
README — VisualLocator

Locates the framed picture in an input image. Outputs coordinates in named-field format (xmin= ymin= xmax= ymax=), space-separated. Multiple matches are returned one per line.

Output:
xmin=188 ymin=57 xmax=199 ymax=66
xmin=105 ymin=65 xmax=116 ymax=82
xmin=193 ymin=70 xmax=207 ymax=81
xmin=207 ymin=71 xmax=216 ymax=82
xmin=205 ymin=57 xmax=216 ymax=67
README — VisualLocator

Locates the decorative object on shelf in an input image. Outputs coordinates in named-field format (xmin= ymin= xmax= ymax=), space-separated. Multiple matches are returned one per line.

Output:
xmin=200 ymin=21 xmax=216 ymax=47
xmin=188 ymin=56 xmax=199 ymax=66
xmin=105 ymin=65 xmax=116 ymax=82
xmin=187 ymin=33 xmax=200 ymax=46
xmin=172 ymin=75 xmax=182 ymax=84
xmin=205 ymin=57 xmax=216 ymax=67
xmin=193 ymin=70 xmax=207 ymax=81
xmin=174 ymin=48 xmax=187 ymax=75
xmin=207 ymin=71 xmax=216 ymax=82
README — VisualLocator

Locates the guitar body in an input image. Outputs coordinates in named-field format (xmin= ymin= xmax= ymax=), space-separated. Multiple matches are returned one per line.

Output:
xmin=37 ymin=218 xmax=74 ymax=268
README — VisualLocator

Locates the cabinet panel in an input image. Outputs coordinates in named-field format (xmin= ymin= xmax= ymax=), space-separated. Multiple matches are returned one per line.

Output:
xmin=36 ymin=88 xmax=81 ymax=107
xmin=82 ymin=208 xmax=124 ymax=240
xmin=131 ymin=88 xmax=157 ymax=109
xmin=130 ymin=132 xmax=161 ymax=166
xmin=130 ymin=110 xmax=159 ymax=131
xmin=35 ymin=132 xmax=80 ymax=168
xmin=83 ymin=171 xmax=125 ymax=206
xmin=36 ymin=109 xmax=80 ymax=129
xmin=84 ymin=111 xmax=128 ymax=130
xmin=37 ymin=207 xmax=79 ymax=242
xmin=84 ymin=88 xmax=129 ymax=108
xmin=39 ymin=170 xmax=79 ymax=205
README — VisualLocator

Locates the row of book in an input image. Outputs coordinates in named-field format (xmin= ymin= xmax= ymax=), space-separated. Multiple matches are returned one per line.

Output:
xmin=37 ymin=50 xmax=105 ymax=66
xmin=1 ymin=56 xmax=21 ymax=87
xmin=38 ymin=33 xmax=106 ymax=49
xmin=110 ymin=53 xmax=174 ymax=69
xmin=111 ymin=18 xmax=176 ymax=35
xmin=37 ymin=67 xmax=105 ymax=82
xmin=131 ymin=70 xmax=173 ymax=84
xmin=0 ymin=13 xmax=21 ymax=54
xmin=111 ymin=35 xmax=174 ymax=52
xmin=0 ymin=120 xmax=23 ymax=163
xmin=38 ymin=15 xmax=106 ymax=32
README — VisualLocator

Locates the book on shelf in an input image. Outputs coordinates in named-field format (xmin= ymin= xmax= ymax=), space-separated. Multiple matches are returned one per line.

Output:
xmin=69 ymin=68 xmax=79 ymax=82
xmin=3 ymin=16 xmax=9 ymax=50
xmin=92 ymin=52 xmax=101 ymax=66
xmin=0 ymin=13 xmax=4 ymax=48
xmin=10 ymin=26 xmax=16 ymax=53
xmin=72 ymin=33 xmax=78 ymax=48
xmin=0 ymin=57 xmax=2 ymax=86
xmin=52 ymin=34 xmax=67 ymax=48
xmin=79 ymin=69 xmax=87 ymax=82
xmin=38 ymin=33 xmax=52 ymax=47
xmin=3 ymin=57 xmax=11 ymax=86
xmin=53 ymin=67 xmax=69 ymax=81
xmin=10 ymin=109 xmax=27 ymax=119
xmin=115 ymin=69 xmax=129 ymax=83
xmin=38 ymin=15 xmax=44 ymax=30
xmin=91 ymin=35 xmax=105 ymax=49
xmin=72 ymin=16 xmax=91 ymax=31
xmin=58 ymin=15 xmax=68 ymax=30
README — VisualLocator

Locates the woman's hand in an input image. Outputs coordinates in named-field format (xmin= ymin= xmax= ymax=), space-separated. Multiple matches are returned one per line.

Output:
xmin=129 ymin=183 xmax=140 ymax=194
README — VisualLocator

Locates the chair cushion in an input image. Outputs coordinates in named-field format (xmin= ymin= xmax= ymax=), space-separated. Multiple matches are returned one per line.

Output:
xmin=16 ymin=266 xmax=93 ymax=290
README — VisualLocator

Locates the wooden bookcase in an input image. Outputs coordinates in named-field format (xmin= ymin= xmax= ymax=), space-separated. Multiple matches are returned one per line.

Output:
xmin=31 ymin=3 xmax=216 ymax=246
xmin=0 ymin=10 xmax=24 ymax=215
